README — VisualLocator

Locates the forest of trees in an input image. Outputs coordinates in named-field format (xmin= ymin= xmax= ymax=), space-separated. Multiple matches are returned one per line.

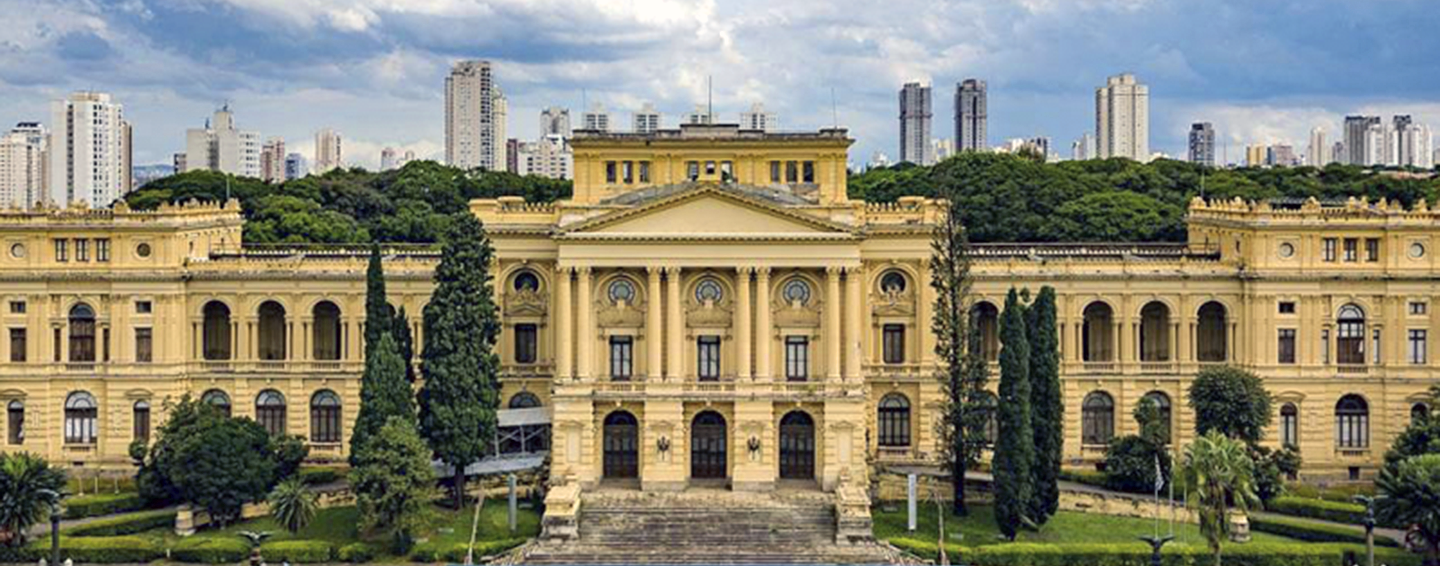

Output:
xmin=125 ymin=153 xmax=1440 ymax=245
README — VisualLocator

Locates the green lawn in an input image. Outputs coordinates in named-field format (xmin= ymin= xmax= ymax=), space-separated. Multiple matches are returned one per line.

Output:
xmin=873 ymin=503 xmax=1294 ymax=548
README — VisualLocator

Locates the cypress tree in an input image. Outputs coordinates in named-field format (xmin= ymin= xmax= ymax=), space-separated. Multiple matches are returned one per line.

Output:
xmin=393 ymin=306 xmax=416 ymax=383
xmin=931 ymin=191 xmax=978 ymax=515
xmin=350 ymin=333 xmax=415 ymax=463
xmin=1027 ymin=286 xmax=1062 ymax=524
xmin=417 ymin=213 xmax=501 ymax=509
xmin=993 ymin=288 xmax=1034 ymax=540
xmin=364 ymin=243 xmax=394 ymax=361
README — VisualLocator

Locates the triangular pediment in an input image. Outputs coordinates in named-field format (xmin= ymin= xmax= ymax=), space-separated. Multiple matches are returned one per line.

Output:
xmin=565 ymin=185 xmax=851 ymax=236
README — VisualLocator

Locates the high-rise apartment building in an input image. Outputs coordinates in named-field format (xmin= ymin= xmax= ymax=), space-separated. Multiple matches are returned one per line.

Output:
xmin=541 ymin=107 xmax=571 ymax=137
xmin=1343 ymin=116 xmax=1380 ymax=165
xmin=48 ymin=91 xmax=132 ymax=208
xmin=632 ymin=103 xmax=661 ymax=134
xmin=898 ymin=82 xmax=934 ymax=165
xmin=1398 ymin=122 xmax=1434 ymax=169
xmin=444 ymin=60 xmax=502 ymax=171
xmin=740 ymin=103 xmax=777 ymax=132
xmin=284 ymin=153 xmax=309 ymax=180
xmin=1245 ymin=144 xmax=1267 ymax=167
xmin=684 ymin=105 xmax=716 ymax=126
xmin=0 ymin=122 xmax=48 ymax=209
xmin=1095 ymin=74 xmax=1149 ymax=161
xmin=1071 ymin=134 xmax=1097 ymax=161
xmin=582 ymin=103 xmax=611 ymax=132
xmin=515 ymin=134 xmax=572 ymax=180
xmin=260 ymin=138 xmax=285 ymax=183
xmin=380 ymin=147 xmax=398 ymax=171
xmin=1267 ymin=145 xmax=1298 ymax=167
xmin=183 ymin=106 xmax=261 ymax=178
xmin=1187 ymin=122 xmax=1215 ymax=167
xmin=932 ymin=138 xmax=955 ymax=162
xmin=954 ymin=79 xmax=987 ymax=152
xmin=1307 ymin=127 xmax=1328 ymax=167
xmin=314 ymin=129 xmax=343 ymax=174
xmin=493 ymin=90 xmax=508 ymax=171
xmin=506 ymin=139 xmax=521 ymax=173
xmin=1364 ymin=121 xmax=1396 ymax=166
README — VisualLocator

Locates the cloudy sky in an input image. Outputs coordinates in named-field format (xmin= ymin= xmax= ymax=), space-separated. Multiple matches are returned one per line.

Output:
xmin=3 ymin=0 xmax=1440 ymax=169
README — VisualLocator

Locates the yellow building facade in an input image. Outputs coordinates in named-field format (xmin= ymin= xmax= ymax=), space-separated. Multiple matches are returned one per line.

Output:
xmin=0 ymin=124 xmax=1435 ymax=489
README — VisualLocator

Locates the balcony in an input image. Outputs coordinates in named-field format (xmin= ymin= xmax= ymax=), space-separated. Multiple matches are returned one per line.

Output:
xmin=1336 ymin=364 xmax=1369 ymax=375
xmin=1082 ymin=361 xmax=1117 ymax=373
xmin=1139 ymin=362 xmax=1177 ymax=374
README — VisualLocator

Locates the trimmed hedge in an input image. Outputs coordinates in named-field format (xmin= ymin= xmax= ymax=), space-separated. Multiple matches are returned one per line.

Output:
xmin=409 ymin=539 xmax=526 ymax=563
xmin=1058 ymin=468 xmax=1109 ymax=489
xmin=1266 ymin=496 xmax=1402 ymax=528
xmin=261 ymin=540 xmax=334 ymax=563
xmin=171 ymin=537 xmax=251 ymax=564
xmin=1250 ymin=515 xmax=1398 ymax=547
xmin=66 ymin=509 xmax=178 ymax=537
xmin=338 ymin=542 xmax=378 ymax=563
xmin=886 ymin=540 xmax=1423 ymax=566
xmin=298 ymin=466 xmax=345 ymax=486
xmin=22 ymin=536 xmax=164 ymax=564
xmin=63 ymin=492 xmax=146 ymax=519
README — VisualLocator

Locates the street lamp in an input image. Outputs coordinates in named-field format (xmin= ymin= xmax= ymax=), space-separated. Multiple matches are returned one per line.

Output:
xmin=36 ymin=489 xmax=61 ymax=566
xmin=1353 ymin=495 xmax=1387 ymax=566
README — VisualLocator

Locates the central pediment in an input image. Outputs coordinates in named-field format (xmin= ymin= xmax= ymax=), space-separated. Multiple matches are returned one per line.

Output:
xmin=562 ymin=185 xmax=853 ymax=237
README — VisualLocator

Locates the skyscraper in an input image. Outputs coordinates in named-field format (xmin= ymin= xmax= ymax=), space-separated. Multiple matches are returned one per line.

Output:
xmin=1187 ymin=122 xmax=1215 ymax=166
xmin=1307 ymin=127 xmax=1328 ymax=167
xmin=493 ymin=89 xmax=508 ymax=170
xmin=582 ymin=103 xmax=611 ymax=132
xmin=445 ymin=60 xmax=501 ymax=170
xmin=1398 ymin=122 xmax=1433 ymax=169
xmin=541 ymin=107 xmax=571 ymax=137
xmin=954 ymin=79 xmax=987 ymax=152
xmin=1343 ymin=116 xmax=1380 ymax=165
xmin=284 ymin=153 xmax=309 ymax=180
xmin=49 ymin=91 xmax=132 ymax=208
xmin=632 ymin=103 xmax=661 ymax=134
xmin=740 ymin=103 xmax=777 ymax=132
xmin=260 ymin=138 xmax=286 ymax=183
xmin=380 ymin=147 xmax=398 ymax=171
xmin=898 ymin=82 xmax=933 ymax=165
xmin=184 ymin=106 xmax=261 ymax=178
xmin=1246 ymin=144 xmax=1267 ymax=167
xmin=1095 ymin=73 xmax=1149 ymax=161
xmin=1071 ymin=134 xmax=1097 ymax=161
xmin=1364 ymin=120 xmax=1395 ymax=166
xmin=314 ymin=129 xmax=342 ymax=173
xmin=0 ymin=122 xmax=48 ymax=210
xmin=1267 ymin=145 xmax=1298 ymax=167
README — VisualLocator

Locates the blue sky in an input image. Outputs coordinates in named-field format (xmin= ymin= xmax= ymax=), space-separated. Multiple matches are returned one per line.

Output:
xmin=3 ymin=0 xmax=1440 ymax=169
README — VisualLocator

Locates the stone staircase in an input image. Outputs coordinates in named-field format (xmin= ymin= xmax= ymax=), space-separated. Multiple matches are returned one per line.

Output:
xmin=521 ymin=488 xmax=903 ymax=565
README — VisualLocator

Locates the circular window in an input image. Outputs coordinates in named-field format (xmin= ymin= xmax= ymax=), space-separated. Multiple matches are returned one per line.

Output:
xmin=1277 ymin=242 xmax=1295 ymax=259
xmin=880 ymin=271 xmax=907 ymax=293
xmin=782 ymin=279 xmax=812 ymax=305
xmin=513 ymin=271 xmax=540 ymax=292
xmin=608 ymin=279 xmax=636 ymax=304
xmin=136 ymin=243 xmax=152 ymax=258
xmin=695 ymin=279 xmax=724 ymax=303
xmin=8 ymin=243 xmax=24 ymax=259
xmin=1410 ymin=242 xmax=1426 ymax=259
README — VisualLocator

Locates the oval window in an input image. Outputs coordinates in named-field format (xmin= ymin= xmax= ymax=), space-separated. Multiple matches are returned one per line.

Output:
xmin=136 ymin=243 xmax=152 ymax=258
xmin=1410 ymin=242 xmax=1426 ymax=259
xmin=1277 ymin=242 xmax=1295 ymax=259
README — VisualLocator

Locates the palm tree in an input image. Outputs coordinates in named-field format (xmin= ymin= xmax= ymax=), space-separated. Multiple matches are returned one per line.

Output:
xmin=0 ymin=453 xmax=66 ymax=547
xmin=1377 ymin=454 xmax=1440 ymax=566
xmin=1179 ymin=431 xmax=1259 ymax=566
xmin=268 ymin=478 xmax=318 ymax=533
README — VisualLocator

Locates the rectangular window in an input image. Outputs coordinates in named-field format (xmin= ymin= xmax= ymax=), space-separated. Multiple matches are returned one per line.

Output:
xmin=1278 ymin=329 xmax=1296 ymax=364
xmin=1321 ymin=329 xmax=1330 ymax=364
xmin=52 ymin=328 xmax=60 ymax=362
xmin=1365 ymin=238 xmax=1379 ymax=262
xmin=1278 ymin=301 xmax=1296 ymax=314
xmin=785 ymin=161 xmax=798 ymax=183
xmin=1409 ymin=329 xmax=1427 ymax=365
xmin=133 ymin=405 xmax=150 ymax=443
xmin=686 ymin=161 xmax=700 ymax=180
xmin=605 ymin=161 xmax=617 ymax=183
xmin=639 ymin=161 xmax=651 ymax=183
xmin=1410 ymin=302 xmax=1427 ymax=315
xmin=8 ymin=301 xmax=23 ymax=314
xmin=784 ymin=336 xmax=809 ymax=382
xmin=720 ymin=161 xmax=733 ymax=180
xmin=704 ymin=161 xmax=716 ymax=176
xmin=96 ymin=238 xmax=110 ymax=262
xmin=8 ymin=329 xmax=25 ymax=363
xmin=609 ymin=336 xmax=633 ymax=381
xmin=1373 ymin=328 xmax=1382 ymax=365
xmin=7 ymin=403 xmax=22 ymax=445
xmin=883 ymin=324 xmax=906 ymax=364
xmin=770 ymin=161 xmax=781 ymax=183
xmin=102 ymin=327 xmax=110 ymax=362
xmin=622 ymin=161 xmax=633 ymax=183
xmin=802 ymin=161 xmax=815 ymax=183
xmin=514 ymin=324 xmax=537 ymax=364
xmin=697 ymin=336 xmax=721 ymax=381
xmin=54 ymin=239 xmax=67 ymax=262
xmin=135 ymin=300 xmax=153 ymax=314
xmin=75 ymin=239 xmax=88 ymax=262
xmin=135 ymin=328 xmax=152 ymax=363
xmin=1281 ymin=409 xmax=1298 ymax=448
xmin=1343 ymin=238 xmax=1358 ymax=262
xmin=1322 ymin=238 xmax=1336 ymax=262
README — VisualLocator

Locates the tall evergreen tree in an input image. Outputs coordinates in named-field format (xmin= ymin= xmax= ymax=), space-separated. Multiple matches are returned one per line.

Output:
xmin=993 ymin=288 xmax=1034 ymax=540
xmin=393 ymin=306 xmax=416 ymax=383
xmin=1026 ymin=286 xmax=1062 ymax=524
xmin=931 ymin=192 xmax=980 ymax=515
xmin=364 ymin=243 xmax=394 ymax=360
xmin=417 ymin=213 xmax=501 ymax=509
xmin=350 ymin=333 xmax=416 ymax=463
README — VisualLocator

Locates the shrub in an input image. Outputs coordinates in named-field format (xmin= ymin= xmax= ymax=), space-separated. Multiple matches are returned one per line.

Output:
xmin=1104 ymin=435 xmax=1169 ymax=494
xmin=24 ymin=536 xmax=164 ymax=564
xmin=260 ymin=540 xmax=334 ymax=563
xmin=1266 ymin=496 xmax=1402 ymax=527
xmin=1058 ymin=468 xmax=1109 ymax=489
xmin=65 ymin=509 xmax=177 ymax=537
xmin=170 ymin=536 xmax=251 ymax=564
xmin=338 ymin=542 xmax=378 ymax=563
xmin=62 ymin=492 xmax=146 ymax=519
xmin=1249 ymin=515 xmax=1398 ymax=547
xmin=883 ymin=540 xmax=1423 ymax=566
xmin=298 ymin=466 xmax=344 ymax=486
xmin=407 ymin=541 xmax=451 ymax=563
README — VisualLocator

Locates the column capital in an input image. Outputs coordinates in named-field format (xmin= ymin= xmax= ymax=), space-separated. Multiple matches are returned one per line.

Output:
xmin=842 ymin=264 xmax=864 ymax=275
xmin=575 ymin=266 xmax=593 ymax=276
xmin=737 ymin=265 xmax=756 ymax=275
xmin=663 ymin=265 xmax=682 ymax=275
xmin=754 ymin=266 xmax=772 ymax=278
xmin=826 ymin=265 xmax=844 ymax=276
xmin=555 ymin=264 xmax=575 ymax=275
xmin=647 ymin=265 xmax=665 ymax=275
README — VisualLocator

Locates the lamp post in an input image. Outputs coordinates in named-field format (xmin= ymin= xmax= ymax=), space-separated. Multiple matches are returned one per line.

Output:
xmin=1353 ymin=495 xmax=1386 ymax=566
xmin=36 ymin=489 xmax=61 ymax=566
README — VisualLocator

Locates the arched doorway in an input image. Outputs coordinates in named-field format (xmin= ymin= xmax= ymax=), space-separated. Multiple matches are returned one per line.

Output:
xmin=779 ymin=411 xmax=815 ymax=480
xmin=690 ymin=411 xmax=727 ymax=479
xmin=602 ymin=411 xmax=639 ymax=479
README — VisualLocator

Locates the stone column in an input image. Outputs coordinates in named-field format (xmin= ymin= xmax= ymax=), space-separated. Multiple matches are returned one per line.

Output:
xmin=844 ymin=266 xmax=863 ymax=381
xmin=755 ymin=268 xmax=772 ymax=380
xmin=555 ymin=266 xmax=573 ymax=380
xmin=736 ymin=267 xmax=753 ymax=380
xmin=666 ymin=266 xmax=684 ymax=381
xmin=826 ymin=267 xmax=842 ymax=380
xmin=647 ymin=266 xmax=664 ymax=381
xmin=576 ymin=267 xmax=594 ymax=380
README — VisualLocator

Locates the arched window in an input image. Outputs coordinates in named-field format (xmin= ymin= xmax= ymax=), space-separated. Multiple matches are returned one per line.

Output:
xmin=1337 ymin=305 xmax=1366 ymax=365
xmin=694 ymin=278 xmax=724 ymax=303
xmin=133 ymin=400 xmax=151 ymax=443
xmin=877 ymin=393 xmax=911 ymax=448
xmin=64 ymin=391 xmax=98 ymax=444
xmin=607 ymin=278 xmax=637 ymax=305
xmin=7 ymin=400 xmax=23 ymax=445
xmin=1280 ymin=403 xmax=1299 ymax=448
xmin=256 ymin=390 xmax=287 ymax=436
xmin=879 ymin=271 xmax=908 ymax=295
xmin=1082 ymin=391 xmax=1115 ymax=445
xmin=1140 ymin=391 xmax=1172 ymax=444
xmin=1335 ymin=395 xmax=1369 ymax=449
xmin=201 ymin=389 xmax=232 ymax=417
xmin=1197 ymin=302 xmax=1228 ymax=362
xmin=1139 ymin=302 xmax=1172 ymax=362
xmin=1083 ymin=302 xmax=1114 ymax=362
xmin=310 ymin=390 xmax=342 ymax=443
xmin=781 ymin=278 xmax=812 ymax=306
xmin=312 ymin=301 xmax=342 ymax=361
xmin=512 ymin=271 xmax=541 ymax=293
xmin=257 ymin=301 xmax=287 ymax=360
xmin=1412 ymin=402 xmax=1431 ymax=425
xmin=202 ymin=301 xmax=232 ymax=361
xmin=69 ymin=303 xmax=96 ymax=363
xmin=972 ymin=303 xmax=1000 ymax=363
xmin=508 ymin=392 xmax=542 ymax=409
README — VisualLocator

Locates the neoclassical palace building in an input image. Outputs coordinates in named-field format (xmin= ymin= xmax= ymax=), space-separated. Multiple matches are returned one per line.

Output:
xmin=0 ymin=123 xmax=1436 ymax=489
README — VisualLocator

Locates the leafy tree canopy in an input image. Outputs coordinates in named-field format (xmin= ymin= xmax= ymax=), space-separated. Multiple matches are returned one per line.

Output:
xmin=1187 ymin=365 xmax=1273 ymax=444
